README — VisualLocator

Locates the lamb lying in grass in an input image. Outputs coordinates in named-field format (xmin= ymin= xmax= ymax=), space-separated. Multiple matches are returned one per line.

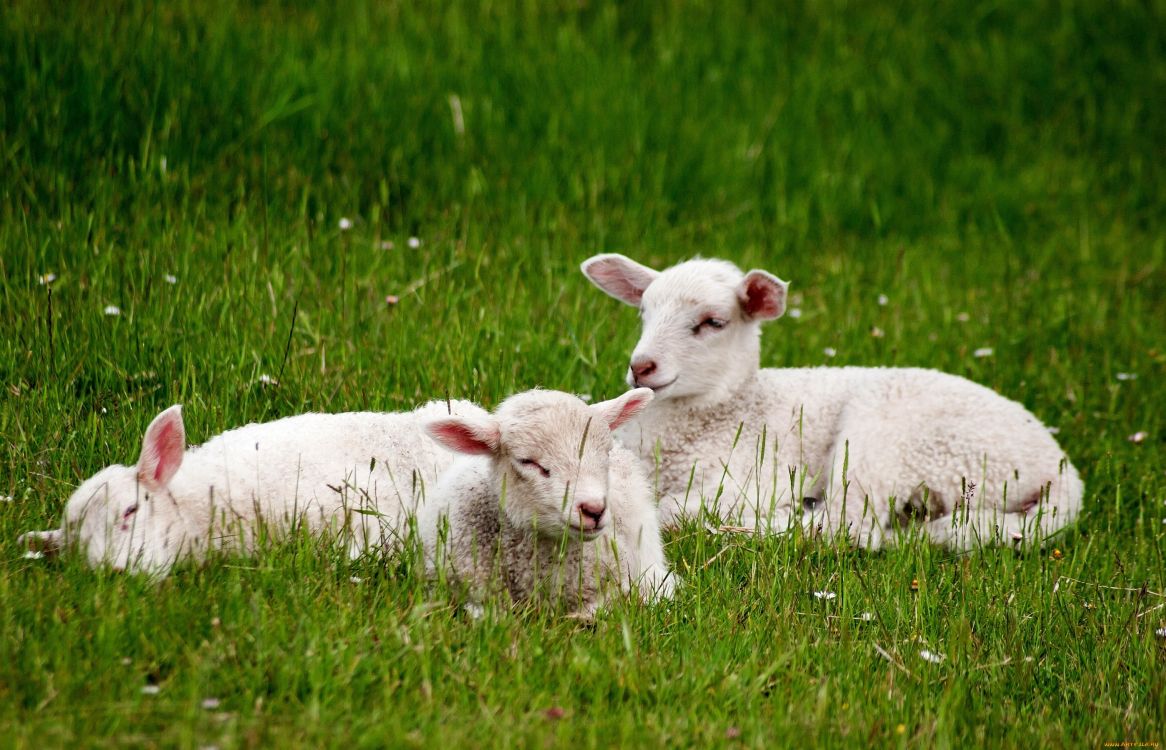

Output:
xmin=20 ymin=400 xmax=487 ymax=576
xmin=417 ymin=388 xmax=675 ymax=617
xmin=581 ymin=254 xmax=1083 ymax=551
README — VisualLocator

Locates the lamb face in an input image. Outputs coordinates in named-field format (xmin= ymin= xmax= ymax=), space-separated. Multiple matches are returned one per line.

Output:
xmin=495 ymin=394 xmax=615 ymax=538
xmin=61 ymin=465 xmax=164 ymax=572
xmin=21 ymin=405 xmax=187 ymax=575
xmin=426 ymin=388 xmax=655 ymax=540
xmin=582 ymin=254 xmax=788 ymax=405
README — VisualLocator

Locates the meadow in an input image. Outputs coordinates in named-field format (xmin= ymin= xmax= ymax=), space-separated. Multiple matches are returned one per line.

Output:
xmin=1 ymin=0 xmax=1164 ymax=745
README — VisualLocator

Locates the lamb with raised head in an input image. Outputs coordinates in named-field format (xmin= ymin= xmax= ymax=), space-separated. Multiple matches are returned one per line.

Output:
xmin=20 ymin=399 xmax=487 ymax=576
xmin=417 ymin=387 xmax=674 ymax=617
xmin=581 ymin=254 xmax=1083 ymax=551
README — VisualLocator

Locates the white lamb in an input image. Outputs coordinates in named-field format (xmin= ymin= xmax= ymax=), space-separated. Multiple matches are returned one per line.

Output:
xmin=581 ymin=254 xmax=1083 ymax=551
xmin=416 ymin=387 xmax=675 ymax=618
xmin=19 ymin=400 xmax=487 ymax=576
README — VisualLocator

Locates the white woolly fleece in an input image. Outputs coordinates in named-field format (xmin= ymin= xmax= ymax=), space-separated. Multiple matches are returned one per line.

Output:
xmin=417 ymin=388 xmax=675 ymax=617
xmin=20 ymin=400 xmax=486 ymax=576
xmin=582 ymin=254 xmax=1083 ymax=550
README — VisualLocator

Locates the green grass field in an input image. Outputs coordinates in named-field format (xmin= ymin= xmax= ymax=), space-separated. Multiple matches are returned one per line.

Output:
xmin=2 ymin=0 xmax=1165 ymax=745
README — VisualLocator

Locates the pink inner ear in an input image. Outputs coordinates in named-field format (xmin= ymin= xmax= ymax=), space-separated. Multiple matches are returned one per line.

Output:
xmin=584 ymin=258 xmax=655 ymax=305
xmin=427 ymin=420 xmax=499 ymax=455
xmin=150 ymin=419 xmax=182 ymax=483
xmin=741 ymin=273 xmax=786 ymax=320
xmin=604 ymin=392 xmax=652 ymax=431
xmin=139 ymin=408 xmax=185 ymax=489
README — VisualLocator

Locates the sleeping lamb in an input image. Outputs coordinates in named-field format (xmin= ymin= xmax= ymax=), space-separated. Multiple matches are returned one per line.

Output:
xmin=20 ymin=399 xmax=487 ymax=576
xmin=416 ymin=387 xmax=674 ymax=617
xmin=581 ymin=254 xmax=1083 ymax=551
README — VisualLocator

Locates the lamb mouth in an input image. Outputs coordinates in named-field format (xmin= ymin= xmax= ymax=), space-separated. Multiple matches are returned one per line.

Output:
xmin=566 ymin=523 xmax=605 ymax=539
xmin=639 ymin=377 xmax=677 ymax=393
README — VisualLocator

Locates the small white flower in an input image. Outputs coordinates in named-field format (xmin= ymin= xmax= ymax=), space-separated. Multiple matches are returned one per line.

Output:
xmin=407 ymin=236 xmax=421 ymax=249
xmin=955 ymin=312 xmax=970 ymax=323
xmin=257 ymin=374 xmax=278 ymax=386
xmin=1155 ymin=627 xmax=1166 ymax=639
xmin=100 ymin=407 xmax=108 ymax=414
xmin=973 ymin=347 xmax=994 ymax=358
xmin=380 ymin=240 xmax=395 ymax=251
xmin=163 ymin=274 xmax=178 ymax=284
xmin=1116 ymin=372 xmax=1137 ymax=381
xmin=857 ymin=612 xmax=875 ymax=621
xmin=103 ymin=305 xmax=121 ymax=316
xmin=141 ymin=685 xmax=161 ymax=695
xmin=813 ymin=590 xmax=836 ymax=601
xmin=870 ymin=326 xmax=885 ymax=338
xmin=38 ymin=273 xmax=57 ymax=285
xmin=201 ymin=698 xmax=221 ymax=710
xmin=823 ymin=347 xmax=837 ymax=358
xmin=349 ymin=576 xmax=363 ymax=584
xmin=877 ymin=294 xmax=888 ymax=306
xmin=1129 ymin=431 xmax=1149 ymax=444
xmin=338 ymin=218 xmax=353 ymax=231
xmin=919 ymin=649 xmax=944 ymax=664
xmin=23 ymin=550 xmax=44 ymax=560
xmin=786 ymin=308 xmax=802 ymax=319
xmin=384 ymin=295 xmax=400 ymax=306
xmin=0 ymin=495 xmax=12 ymax=503
xmin=1046 ymin=426 xmax=1060 ymax=435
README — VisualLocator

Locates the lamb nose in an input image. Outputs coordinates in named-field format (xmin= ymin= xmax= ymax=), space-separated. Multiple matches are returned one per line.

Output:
xmin=631 ymin=359 xmax=657 ymax=379
xmin=577 ymin=501 xmax=605 ymax=522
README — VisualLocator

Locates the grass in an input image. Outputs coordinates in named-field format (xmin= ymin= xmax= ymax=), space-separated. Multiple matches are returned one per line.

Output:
xmin=1 ymin=0 xmax=1164 ymax=745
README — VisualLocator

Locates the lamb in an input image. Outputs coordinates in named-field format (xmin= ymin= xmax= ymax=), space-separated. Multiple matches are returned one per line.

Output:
xmin=19 ymin=399 xmax=488 ymax=576
xmin=581 ymin=254 xmax=1083 ymax=551
xmin=416 ymin=387 xmax=675 ymax=617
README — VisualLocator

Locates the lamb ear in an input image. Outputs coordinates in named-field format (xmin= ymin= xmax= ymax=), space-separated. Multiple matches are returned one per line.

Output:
xmin=425 ymin=416 xmax=501 ymax=456
xmin=19 ymin=529 xmax=64 ymax=556
xmin=738 ymin=269 xmax=788 ymax=320
xmin=137 ymin=405 xmax=186 ymax=491
xmin=580 ymin=254 xmax=660 ymax=306
xmin=591 ymin=388 xmax=654 ymax=431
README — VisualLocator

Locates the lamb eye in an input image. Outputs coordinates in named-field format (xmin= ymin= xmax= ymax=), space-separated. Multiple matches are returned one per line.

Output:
xmin=518 ymin=458 xmax=551 ymax=478
xmin=692 ymin=317 xmax=727 ymax=334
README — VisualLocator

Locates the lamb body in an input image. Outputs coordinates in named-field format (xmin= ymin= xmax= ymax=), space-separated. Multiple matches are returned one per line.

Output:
xmin=582 ymin=254 xmax=1083 ymax=550
xmin=21 ymin=400 xmax=486 ymax=575
xmin=418 ymin=388 xmax=674 ymax=617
